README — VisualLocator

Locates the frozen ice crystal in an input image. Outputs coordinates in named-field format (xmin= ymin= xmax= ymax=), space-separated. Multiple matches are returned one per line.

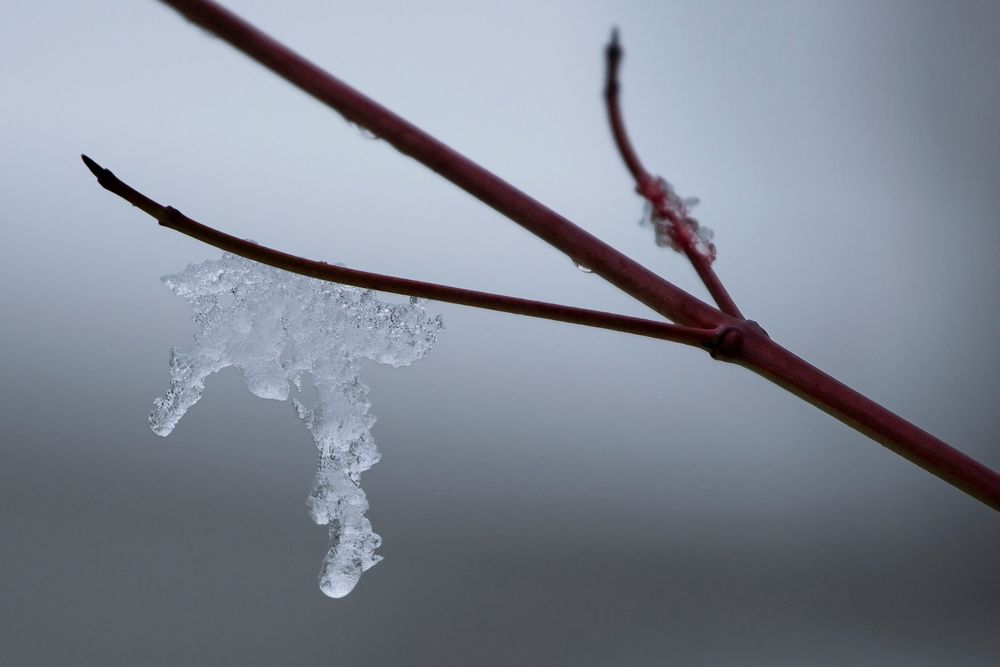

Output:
xmin=639 ymin=176 xmax=716 ymax=262
xmin=150 ymin=253 xmax=443 ymax=598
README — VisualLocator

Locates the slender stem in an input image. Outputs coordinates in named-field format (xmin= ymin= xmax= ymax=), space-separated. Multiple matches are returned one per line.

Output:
xmin=98 ymin=1 xmax=1000 ymax=511
xmin=604 ymin=30 xmax=744 ymax=319
xmin=730 ymin=328 xmax=1000 ymax=511
xmin=81 ymin=155 xmax=719 ymax=349
xmin=604 ymin=29 xmax=651 ymax=187
xmin=155 ymin=0 xmax=727 ymax=330
xmin=84 ymin=153 xmax=1000 ymax=512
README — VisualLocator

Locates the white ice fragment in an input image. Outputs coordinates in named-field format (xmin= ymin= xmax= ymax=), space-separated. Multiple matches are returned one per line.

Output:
xmin=696 ymin=225 xmax=714 ymax=245
xmin=638 ymin=176 xmax=716 ymax=262
xmin=150 ymin=253 xmax=443 ymax=598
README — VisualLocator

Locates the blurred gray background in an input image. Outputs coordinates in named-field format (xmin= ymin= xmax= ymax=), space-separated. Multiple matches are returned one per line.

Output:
xmin=2 ymin=1 xmax=998 ymax=664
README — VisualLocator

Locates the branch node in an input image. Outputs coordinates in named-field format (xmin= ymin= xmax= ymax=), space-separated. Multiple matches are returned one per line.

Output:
xmin=162 ymin=205 xmax=185 ymax=227
xmin=707 ymin=325 xmax=744 ymax=360
xmin=81 ymin=154 xmax=113 ymax=185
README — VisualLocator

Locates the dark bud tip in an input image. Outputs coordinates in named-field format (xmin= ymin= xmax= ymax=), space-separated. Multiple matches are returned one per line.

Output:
xmin=607 ymin=27 xmax=621 ymax=54
xmin=81 ymin=154 xmax=104 ymax=178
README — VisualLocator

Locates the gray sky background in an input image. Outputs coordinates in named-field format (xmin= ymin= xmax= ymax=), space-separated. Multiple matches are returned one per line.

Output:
xmin=1 ymin=1 xmax=998 ymax=664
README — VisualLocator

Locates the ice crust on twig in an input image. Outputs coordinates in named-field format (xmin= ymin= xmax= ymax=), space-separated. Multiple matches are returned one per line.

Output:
xmin=150 ymin=253 xmax=443 ymax=597
xmin=640 ymin=176 xmax=716 ymax=261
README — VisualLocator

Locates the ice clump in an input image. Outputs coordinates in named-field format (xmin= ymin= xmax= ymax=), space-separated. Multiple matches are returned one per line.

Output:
xmin=150 ymin=252 xmax=443 ymax=598
xmin=640 ymin=176 xmax=716 ymax=262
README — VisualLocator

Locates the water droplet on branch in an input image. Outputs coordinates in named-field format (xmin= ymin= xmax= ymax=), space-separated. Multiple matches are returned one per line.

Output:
xmin=347 ymin=121 xmax=380 ymax=140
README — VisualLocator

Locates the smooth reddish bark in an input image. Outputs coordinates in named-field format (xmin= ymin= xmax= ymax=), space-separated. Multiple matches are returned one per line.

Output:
xmin=86 ymin=0 xmax=999 ymax=511
xmin=155 ymin=0 xmax=728 ymax=330
xmin=604 ymin=29 xmax=743 ymax=319
xmin=80 ymin=156 xmax=719 ymax=348
xmin=730 ymin=328 xmax=1000 ymax=509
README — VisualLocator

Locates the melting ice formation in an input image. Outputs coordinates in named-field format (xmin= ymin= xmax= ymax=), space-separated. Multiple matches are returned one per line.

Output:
xmin=640 ymin=176 xmax=716 ymax=261
xmin=149 ymin=253 xmax=443 ymax=597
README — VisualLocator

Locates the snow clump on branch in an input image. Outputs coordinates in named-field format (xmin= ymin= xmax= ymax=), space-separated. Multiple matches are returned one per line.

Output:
xmin=640 ymin=176 xmax=716 ymax=261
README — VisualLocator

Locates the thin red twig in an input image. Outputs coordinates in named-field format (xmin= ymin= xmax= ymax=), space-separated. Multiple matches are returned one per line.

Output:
xmin=87 ymin=0 xmax=1000 ymax=511
xmin=81 ymin=155 xmax=719 ymax=349
xmin=154 ymin=0 xmax=728 ymax=331
xmin=604 ymin=29 xmax=744 ymax=319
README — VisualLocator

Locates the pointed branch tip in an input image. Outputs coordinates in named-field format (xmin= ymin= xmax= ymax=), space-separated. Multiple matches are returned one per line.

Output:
xmin=607 ymin=27 xmax=621 ymax=58
xmin=81 ymin=154 xmax=104 ymax=178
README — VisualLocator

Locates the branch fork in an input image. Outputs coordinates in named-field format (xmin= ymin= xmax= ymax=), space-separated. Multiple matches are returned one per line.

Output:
xmin=83 ymin=0 xmax=1000 ymax=511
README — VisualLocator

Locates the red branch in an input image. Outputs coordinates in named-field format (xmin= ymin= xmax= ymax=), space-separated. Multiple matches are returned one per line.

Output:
xmin=604 ymin=29 xmax=743 ymax=319
xmin=154 ymin=0 xmax=727 ymax=330
xmin=81 ymin=155 xmax=719 ymax=349
xmin=84 ymin=0 xmax=999 ymax=511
